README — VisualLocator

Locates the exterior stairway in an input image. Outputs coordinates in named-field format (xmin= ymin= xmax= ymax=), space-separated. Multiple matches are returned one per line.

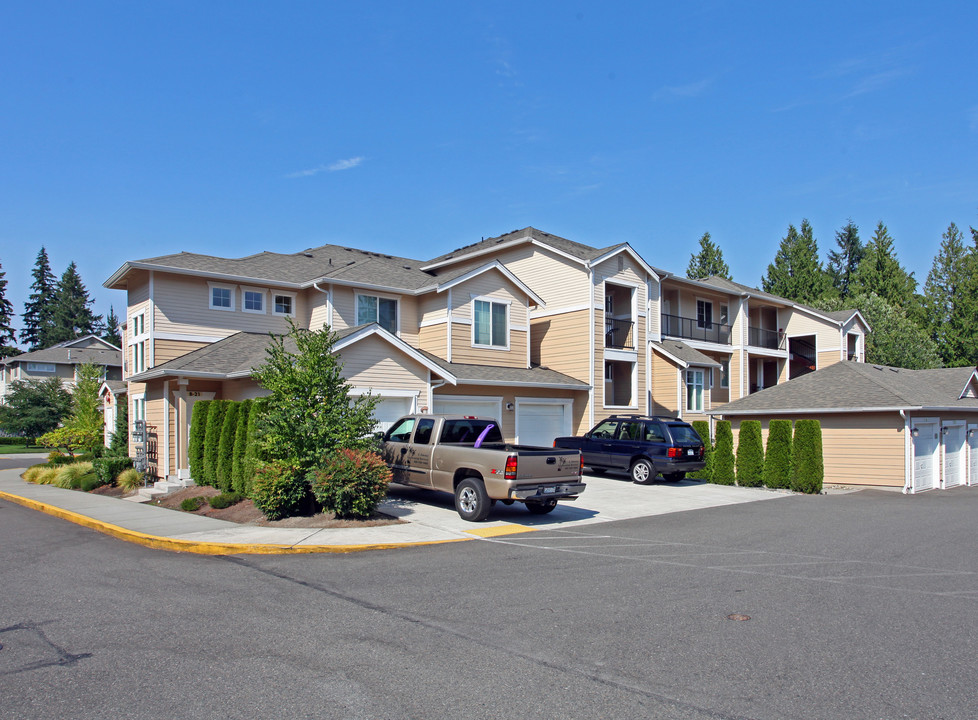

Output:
xmin=123 ymin=476 xmax=196 ymax=503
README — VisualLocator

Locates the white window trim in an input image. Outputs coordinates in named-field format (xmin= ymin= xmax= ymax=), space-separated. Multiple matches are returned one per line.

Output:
xmin=241 ymin=286 xmax=267 ymax=315
xmin=471 ymin=295 xmax=511 ymax=351
xmin=26 ymin=362 xmax=57 ymax=373
xmin=272 ymin=291 xmax=297 ymax=317
xmin=355 ymin=292 xmax=400 ymax=335
xmin=686 ymin=368 xmax=705 ymax=413
xmin=208 ymin=282 xmax=235 ymax=312
xmin=720 ymin=359 xmax=730 ymax=389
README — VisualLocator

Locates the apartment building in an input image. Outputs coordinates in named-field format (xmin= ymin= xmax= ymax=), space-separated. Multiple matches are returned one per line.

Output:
xmin=0 ymin=335 xmax=122 ymax=403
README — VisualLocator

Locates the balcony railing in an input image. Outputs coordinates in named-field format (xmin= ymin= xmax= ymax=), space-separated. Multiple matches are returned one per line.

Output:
xmin=791 ymin=337 xmax=817 ymax=365
xmin=748 ymin=326 xmax=784 ymax=350
xmin=604 ymin=318 xmax=634 ymax=350
xmin=661 ymin=314 xmax=732 ymax=345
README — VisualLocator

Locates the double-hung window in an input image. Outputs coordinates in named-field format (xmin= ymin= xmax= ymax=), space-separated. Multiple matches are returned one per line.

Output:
xmin=473 ymin=298 xmax=507 ymax=348
xmin=273 ymin=294 xmax=295 ymax=316
xmin=686 ymin=369 xmax=705 ymax=412
xmin=696 ymin=300 xmax=713 ymax=329
xmin=357 ymin=294 xmax=398 ymax=334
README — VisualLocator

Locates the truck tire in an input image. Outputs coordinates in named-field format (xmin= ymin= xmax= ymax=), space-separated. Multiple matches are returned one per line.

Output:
xmin=630 ymin=458 xmax=654 ymax=484
xmin=664 ymin=472 xmax=685 ymax=482
xmin=455 ymin=478 xmax=491 ymax=522
xmin=525 ymin=499 xmax=558 ymax=515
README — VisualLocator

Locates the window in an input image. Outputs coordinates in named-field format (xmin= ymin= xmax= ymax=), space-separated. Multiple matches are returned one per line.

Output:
xmin=604 ymin=363 xmax=613 ymax=381
xmin=473 ymin=299 xmax=507 ymax=348
xmin=719 ymin=304 xmax=729 ymax=325
xmin=131 ymin=395 xmax=146 ymax=422
xmin=720 ymin=360 xmax=730 ymax=388
xmin=131 ymin=341 xmax=146 ymax=374
xmin=644 ymin=422 xmax=666 ymax=442
xmin=384 ymin=417 xmax=415 ymax=443
xmin=210 ymin=285 xmax=233 ymax=311
xmin=273 ymin=294 xmax=294 ymax=316
xmin=686 ymin=369 xmax=705 ymax=412
xmin=243 ymin=289 xmax=264 ymax=313
xmin=414 ymin=418 xmax=435 ymax=445
xmin=696 ymin=300 xmax=713 ymax=329
xmin=26 ymin=362 xmax=56 ymax=373
xmin=605 ymin=294 xmax=613 ymax=314
xmin=357 ymin=295 xmax=398 ymax=334
xmin=589 ymin=420 xmax=618 ymax=439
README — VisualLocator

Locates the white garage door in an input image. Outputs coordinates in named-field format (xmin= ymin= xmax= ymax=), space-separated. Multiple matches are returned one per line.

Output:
xmin=911 ymin=422 xmax=940 ymax=493
xmin=942 ymin=423 xmax=966 ymax=489
xmin=968 ymin=424 xmax=978 ymax=487
xmin=433 ymin=396 xmax=502 ymax=421
xmin=516 ymin=401 xmax=571 ymax=448
xmin=371 ymin=396 xmax=415 ymax=433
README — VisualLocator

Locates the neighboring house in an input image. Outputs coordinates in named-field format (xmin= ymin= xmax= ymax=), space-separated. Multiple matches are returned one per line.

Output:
xmin=0 ymin=335 xmax=123 ymax=403
xmin=102 ymin=226 xmax=870 ymax=483
xmin=709 ymin=362 xmax=978 ymax=492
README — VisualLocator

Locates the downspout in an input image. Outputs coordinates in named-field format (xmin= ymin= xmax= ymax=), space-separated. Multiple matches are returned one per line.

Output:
xmin=587 ymin=261 xmax=595 ymax=428
xmin=900 ymin=409 xmax=912 ymax=494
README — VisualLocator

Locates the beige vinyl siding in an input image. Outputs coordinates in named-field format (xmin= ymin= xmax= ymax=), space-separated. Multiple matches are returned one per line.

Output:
xmin=449 ymin=271 xmax=529 ymax=325
xmin=650 ymin=353 xmax=680 ymax=416
xmin=450 ymin=323 xmax=528 ymax=367
xmin=418 ymin=323 xmax=448 ymax=360
xmin=530 ymin=310 xmax=590 ymax=379
xmin=818 ymin=350 xmax=842 ymax=369
xmin=153 ymin=339 xmax=209 ymax=365
xmin=128 ymin=272 xmax=150 ymax=305
xmin=337 ymin=335 xmax=429 ymax=391
xmin=445 ymin=270 xmax=530 ymax=367
xmin=419 ymin=293 xmax=447 ymax=323
xmin=331 ymin=287 xmax=415 ymax=340
xmin=222 ymin=378 xmax=269 ymax=401
xmin=142 ymin=384 xmax=166 ymax=480
xmin=480 ymin=244 xmax=589 ymax=310
xmin=308 ymin=288 xmax=330 ymax=330
xmin=593 ymin=253 xmax=645 ymax=292
xmin=433 ymin=386 xmax=586 ymax=441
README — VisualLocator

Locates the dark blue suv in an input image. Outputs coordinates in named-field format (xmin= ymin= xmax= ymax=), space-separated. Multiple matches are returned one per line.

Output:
xmin=554 ymin=415 xmax=706 ymax=483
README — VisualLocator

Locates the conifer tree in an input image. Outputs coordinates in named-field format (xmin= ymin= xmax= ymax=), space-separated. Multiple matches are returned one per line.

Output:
xmin=712 ymin=421 xmax=735 ymax=485
xmin=20 ymin=247 xmax=57 ymax=350
xmin=686 ymin=232 xmax=731 ymax=280
xmin=851 ymin=221 xmax=916 ymax=309
xmin=946 ymin=226 xmax=978 ymax=367
xmin=761 ymin=219 xmax=829 ymax=303
xmin=735 ymin=420 xmax=764 ymax=487
xmin=826 ymin=220 xmax=863 ymax=300
xmin=0 ymin=260 xmax=18 ymax=358
xmin=923 ymin=223 xmax=968 ymax=366
xmin=46 ymin=262 xmax=102 ymax=346
xmin=103 ymin=306 xmax=122 ymax=347
xmin=762 ymin=419 xmax=792 ymax=489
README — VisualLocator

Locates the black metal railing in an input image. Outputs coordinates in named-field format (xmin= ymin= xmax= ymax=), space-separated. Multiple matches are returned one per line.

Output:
xmin=661 ymin=314 xmax=732 ymax=345
xmin=790 ymin=337 xmax=817 ymax=365
xmin=748 ymin=326 xmax=783 ymax=350
xmin=604 ymin=318 xmax=634 ymax=350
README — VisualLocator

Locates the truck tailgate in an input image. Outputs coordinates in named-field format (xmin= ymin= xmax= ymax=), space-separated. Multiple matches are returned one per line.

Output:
xmin=508 ymin=447 xmax=581 ymax=481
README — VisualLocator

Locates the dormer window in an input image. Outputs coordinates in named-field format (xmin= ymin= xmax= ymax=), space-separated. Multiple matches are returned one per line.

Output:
xmin=473 ymin=297 xmax=508 ymax=348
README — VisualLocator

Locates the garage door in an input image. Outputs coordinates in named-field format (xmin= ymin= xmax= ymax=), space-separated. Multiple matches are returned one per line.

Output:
xmin=516 ymin=401 xmax=571 ymax=448
xmin=433 ymin=396 xmax=502 ymax=421
xmin=942 ymin=423 xmax=966 ymax=489
xmin=911 ymin=422 xmax=939 ymax=493
xmin=371 ymin=396 xmax=415 ymax=433
xmin=968 ymin=425 xmax=978 ymax=487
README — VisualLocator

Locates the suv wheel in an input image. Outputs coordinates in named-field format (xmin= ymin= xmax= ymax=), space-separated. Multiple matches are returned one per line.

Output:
xmin=630 ymin=458 xmax=654 ymax=484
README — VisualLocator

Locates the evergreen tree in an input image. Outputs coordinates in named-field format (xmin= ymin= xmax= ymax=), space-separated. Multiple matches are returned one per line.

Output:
xmin=761 ymin=219 xmax=829 ymax=303
xmin=0 ymin=259 xmax=18 ymax=357
xmin=108 ymin=401 xmax=129 ymax=456
xmin=712 ymin=421 xmax=735 ymax=485
xmin=735 ymin=420 xmax=764 ymax=487
xmin=762 ymin=419 xmax=792 ymax=489
xmin=20 ymin=247 xmax=57 ymax=350
xmin=923 ymin=223 xmax=969 ymax=366
xmin=103 ymin=306 xmax=122 ymax=347
xmin=217 ymin=402 xmax=240 ymax=491
xmin=826 ymin=220 xmax=864 ymax=300
xmin=686 ymin=232 xmax=731 ymax=280
xmin=851 ymin=221 xmax=916 ymax=308
xmin=46 ymin=262 xmax=102 ymax=346
xmin=790 ymin=420 xmax=824 ymax=494
xmin=953 ymin=227 xmax=978 ymax=367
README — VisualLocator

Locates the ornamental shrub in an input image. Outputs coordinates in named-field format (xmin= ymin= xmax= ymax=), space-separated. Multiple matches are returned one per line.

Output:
xmin=202 ymin=400 xmax=228 ymax=488
xmin=735 ymin=420 xmax=764 ymax=487
xmin=92 ymin=456 xmax=134 ymax=486
xmin=208 ymin=491 xmax=245 ymax=510
xmin=791 ymin=419 xmax=824 ymax=494
xmin=762 ymin=420 xmax=792 ymax=489
xmin=242 ymin=398 xmax=266 ymax=495
xmin=107 ymin=402 xmax=129 ymax=457
xmin=116 ymin=468 xmax=144 ymax=492
xmin=55 ymin=462 xmax=95 ymax=489
xmin=712 ymin=421 xmax=735 ymax=485
xmin=187 ymin=400 xmax=210 ymax=484
xmin=689 ymin=420 xmax=712 ymax=481
xmin=231 ymin=399 xmax=252 ymax=494
xmin=180 ymin=496 xmax=207 ymax=512
xmin=250 ymin=460 xmax=309 ymax=520
xmin=308 ymin=448 xmax=392 ymax=519
xmin=216 ymin=402 xmax=240 ymax=491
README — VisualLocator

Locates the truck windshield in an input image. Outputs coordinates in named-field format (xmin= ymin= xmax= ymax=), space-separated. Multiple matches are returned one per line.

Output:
xmin=440 ymin=419 xmax=503 ymax=444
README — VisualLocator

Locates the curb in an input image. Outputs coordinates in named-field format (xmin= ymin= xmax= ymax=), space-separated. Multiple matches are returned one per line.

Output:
xmin=0 ymin=490 xmax=470 ymax=555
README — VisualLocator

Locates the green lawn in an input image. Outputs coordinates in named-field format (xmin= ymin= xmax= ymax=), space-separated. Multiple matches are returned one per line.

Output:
xmin=0 ymin=445 xmax=47 ymax=455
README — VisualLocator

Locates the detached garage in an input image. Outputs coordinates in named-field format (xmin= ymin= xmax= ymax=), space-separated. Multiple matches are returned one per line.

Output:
xmin=710 ymin=362 xmax=978 ymax=493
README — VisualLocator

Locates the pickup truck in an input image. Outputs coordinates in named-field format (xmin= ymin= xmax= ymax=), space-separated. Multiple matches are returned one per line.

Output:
xmin=380 ymin=414 xmax=585 ymax=521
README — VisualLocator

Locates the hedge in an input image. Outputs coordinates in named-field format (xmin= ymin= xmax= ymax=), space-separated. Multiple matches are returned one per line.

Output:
xmin=187 ymin=399 xmax=210 ymax=484
xmin=791 ymin=419 xmax=824 ymax=494
xmin=689 ymin=420 xmax=712 ymax=481
xmin=712 ymin=421 xmax=735 ymax=485
xmin=216 ymin=402 xmax=240 ymax=491
xmin=231 ymin=399 xmax=252 ymax=494
xmin=92 ymin=456 xmax=134 ymax=486
xmin=735 ymin=420 xmax=764 ymax=487
xmin=243 ymin=398 xmax=265 ymax=494
xmin=202 ymin=400 xmax=228 ymax=488
xmin=762 ymin=420 xmax=792 ymax=489
xmin=251 ymin=461 xmax=309 ymax=520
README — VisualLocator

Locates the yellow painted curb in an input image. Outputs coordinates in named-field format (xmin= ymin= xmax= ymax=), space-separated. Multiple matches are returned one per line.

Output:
xmin=0 ymin=490 xmax=469 ymax=555
xmin=465 ymin=524 xmax=539 ymax=538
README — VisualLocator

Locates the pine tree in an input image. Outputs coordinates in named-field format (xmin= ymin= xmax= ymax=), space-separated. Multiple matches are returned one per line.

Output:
xmin=686 ymin=232 xmax=731 ymax=280
xmin=20 ymin=247 xmax=57 ymax=350
xmin=946 ymin=226 xmax=978 ymax=367
xmin=851 ymin=221 xmax=916 ymax=308
xmin=762 ymin=419 xmax=792 ymax=489
xmin=761 ymin=219 xmax=829 ymax=303
xmin=712 ymin=421 xmax=735 ymax=485
xmin=735 ymin=420 xmax=764 ymax=487
xmin=103 ymin=306 xmax=122 ymax=347
xmin=46 ymin=262 xmax=102 ymax=346
xmin=923 ymin=223 xmax=968 ymax=366
xmin=826 ymin=220 xmax=864 ymax=300
xmin=0 ymin=259 xmax=18 ymax=358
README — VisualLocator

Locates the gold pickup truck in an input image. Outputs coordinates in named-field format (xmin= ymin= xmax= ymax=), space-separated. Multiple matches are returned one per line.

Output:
xmin=381 ymin=414 xmax=585 ymax=521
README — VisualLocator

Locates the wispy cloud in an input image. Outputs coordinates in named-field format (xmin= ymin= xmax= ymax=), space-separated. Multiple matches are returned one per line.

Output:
xmin=969 ymin=106 xmax=978 ymax=132
xmin=819 ymin=48 xmax=913 ymax=99
xmin=653 ymin=77 xmax=714 ymax=101
xmin=287 ymin=157 xmax=364 ymax=178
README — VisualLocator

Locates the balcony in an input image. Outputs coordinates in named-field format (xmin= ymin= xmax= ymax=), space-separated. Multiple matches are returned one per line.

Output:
xmin=661 ymin=314 xmax=732 ymax=345
xmin=604 ymin=318 xmax=635 ymax=350
xmin=748 ymin=326 xmax=784 ymax=350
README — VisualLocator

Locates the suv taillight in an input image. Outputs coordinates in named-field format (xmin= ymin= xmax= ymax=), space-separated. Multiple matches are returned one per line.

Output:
xmin=667 ymin=447 xmax=682 ymax=459
xmin=505 ymin=456 xmax=518 ymax=480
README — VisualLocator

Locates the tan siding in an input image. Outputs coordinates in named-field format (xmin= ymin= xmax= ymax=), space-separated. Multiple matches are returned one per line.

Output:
xmin=398 ymin=295 xmax=420 ymax=346
xmin=448 ymin=271 xmax=529 ymax=328
xmin=153 ymin=340 xmax=208 ymax=365
xmin=818 ymin=350 xmax=841 ymax=369
xmin=128 ymin=272 xmax=150 ymax=305
xmin=651 ymin=353 xmax=680 ymax=415
xmin=418 ymin=323 xmax=448 ymax=360
xmin=307 ymin=288 xmax=330 ymax=330
xmin=143 ymin=384 xmax=165 ymax=481
xmin=331 ymin=287 xmax=416 ymax=341
xmin=492 ymin=245 xmax=589 ymax=310
xmin=450 ymin=323 xmax=528 ymax=367
xmin=530 ymin=310 xmax=590 ymax=380
xmin=338 ymin=335 xmax=429 ymax=391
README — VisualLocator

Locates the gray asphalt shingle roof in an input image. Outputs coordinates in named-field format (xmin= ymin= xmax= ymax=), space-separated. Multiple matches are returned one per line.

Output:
xmin=415 ymin=348 xmax=589 ymax=388
xmin=1 ymin=346 xmax=122 ymax=368
xmin=652 ymin=340 xmax=722 ymax=368
xmin=422 ymin=226 xmax=626 ymax=267
xmin=712 ymin=362 xmax=978 ymax=415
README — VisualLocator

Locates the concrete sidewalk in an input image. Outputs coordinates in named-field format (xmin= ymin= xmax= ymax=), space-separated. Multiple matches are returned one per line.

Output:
xmin=0 ymin=456 xmax=790 ymax=555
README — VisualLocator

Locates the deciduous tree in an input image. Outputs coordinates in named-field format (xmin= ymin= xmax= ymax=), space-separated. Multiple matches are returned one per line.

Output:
xmin=0 ymin=377 xmax=72 ymax=442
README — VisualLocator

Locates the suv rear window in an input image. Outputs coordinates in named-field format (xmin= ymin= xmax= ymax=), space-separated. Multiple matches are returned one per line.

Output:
xmin=666 ymin=423 xmax=702 ymax=444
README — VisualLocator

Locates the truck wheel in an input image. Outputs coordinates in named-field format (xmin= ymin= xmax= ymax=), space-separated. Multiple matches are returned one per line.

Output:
xmin=525 ymin=499 xmax=558 ymax=515
xmin=455 ymin=478 xmax=491 ymax=522
xmin=664 ymin=472 xmax=685 ymax=482
xmin=630 ymin=459 xmax=654 ymax=484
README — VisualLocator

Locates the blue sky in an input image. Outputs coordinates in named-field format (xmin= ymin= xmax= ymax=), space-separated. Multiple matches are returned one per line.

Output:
xmin=1 ymin=1 xmax=976 ymax=337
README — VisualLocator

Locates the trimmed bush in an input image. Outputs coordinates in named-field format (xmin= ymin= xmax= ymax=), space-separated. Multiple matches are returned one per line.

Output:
xmin=712 ymin=421 xmax=735 ymax=485
xmin=216 ymin=402 xmax=240 ymax=492
xmin=202 ymin=400 xmax=228 ymax=488
xmin=735 ymin=420 xmax=764 ymax=487
xmin=243 ymin=398 xmax=265 ymax=495
xmin=250 ymin=461 xmax=309 ymax=520
xmin=308 ymin=448 xmax=392 ymax=519
xmin=180 ymin=496 xmax=207 ymax=512
xmin=231 ymin=399 xmax=251 ymax=494
xmin=791 ymin=419 xmax=824 ymax=494
xmin=208 ymin=491 xmax=245 ymax=510
xmin=187 ymin=399 xmax=210 ymax=483
xmin=78 ymin=474 xmax=103 ymax=492
xmin=689 ymin=420 xmax=712 ymax=481
xmin=116 ymin=468 xmax=144 ymax=492
xmin=763 ymin=420 xmax=793 ymax=489
xmin=92 ymin=456 xmax=134 ymax=486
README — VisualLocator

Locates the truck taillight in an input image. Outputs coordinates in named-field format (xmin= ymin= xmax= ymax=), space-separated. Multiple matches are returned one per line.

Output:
xmin=505 ymin=456 xmax=518 ymax=480
xmin=579 ymin=453 xmax=584 ymax=475
xmin=667 ymin=447 xmax=682 ymax=459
